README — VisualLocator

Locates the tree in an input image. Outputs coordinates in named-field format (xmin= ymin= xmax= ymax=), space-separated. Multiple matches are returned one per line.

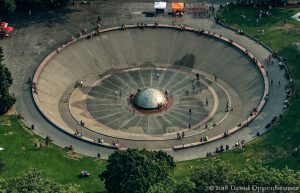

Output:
xmin=147 ymin=176 xmax=176 ymax=193
xmin=0 ymin=47 xmax=15 ymax=114
xmin=101 ymin=149 xmax=176 ymax=193
xmin=190 ymin=159 xmax=300 ymax=193
xmin=173 ymin=179 xmax=196 ymax=193
xmin=147 ymin=178 xmax=196 ymax=193
xmin=191 ymin=159 xmax=235 ymax=193
xmin=0 ymin=169 xmax=82 ymax=193
xmin=147 ymin=181 xmax=174 ymax=193
xmin=147 ymin=183 xmax=173 ymax=193
xmin=235 ymin=163 xmax=300 ymax=187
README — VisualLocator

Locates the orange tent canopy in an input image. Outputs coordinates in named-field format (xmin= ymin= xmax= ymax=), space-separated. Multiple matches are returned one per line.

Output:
xmin=172 ymin=3 xmax=184 ymax=11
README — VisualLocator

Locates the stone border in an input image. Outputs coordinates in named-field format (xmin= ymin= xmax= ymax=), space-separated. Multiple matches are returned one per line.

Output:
xmin=32 ymin=24 xmax=269 ymax=150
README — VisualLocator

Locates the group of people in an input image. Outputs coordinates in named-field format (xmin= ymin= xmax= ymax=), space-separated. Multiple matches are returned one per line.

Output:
xmin=95 ymin=138 xmax=121 ymax=149
xmin=114 ymin=90 xmax=122 ymax=97
xmin=112 ymin=140 xmax=121 ymax=149
xmin=206 ymin=139 xmax=246 ymax=156
xmin=206 ymin=143 xmax=229 ymax=156
xmin=199 ymin=136 xmax=208 ymax=143
xmin=185 ymin=80 xmax=202 ymax=96
xmin=223 ymin=130 xmax=229 ymax=137
xmin=250 ymin=107 xmax=258 ymax=117
xmin=137 ymin=22 xmax=147 ymax=29
xmin=179 ymin=24 xmax=186 ymax=31
xmin=74 ymin=129 xmax=83 ymax=137
xmin=235 ymin=140 xmax=246 ymax=149
xmin=177 ymin=131 xmax=185 ymax=140
xmin=80 ymin=170 xmax=90 ymax=177
xmin=96 ymin=138 xmax=104 ymax=144
xmin=265 ymin=115 xmax=278 ymax=129
xmin=74 ymin=80 xmax=84 ymax=88
xmin=266 ymin=54 xmax=275 ymax=65
xmin=80 ymin=120 xmax=85 ymax=127
xmin=31 ymin=81 xmax=37 ymax=93
xmin=215 ymin=144 xmax=229 ymax=153
xmin=121 ymin=24 xmax=127 ymax=30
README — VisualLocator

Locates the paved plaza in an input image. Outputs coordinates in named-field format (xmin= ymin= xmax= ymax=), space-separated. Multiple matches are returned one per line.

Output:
xmin=1 ymin=1 xmax=290 ymax=160
xmin=85 ymin=68 xmax=214 ymax=135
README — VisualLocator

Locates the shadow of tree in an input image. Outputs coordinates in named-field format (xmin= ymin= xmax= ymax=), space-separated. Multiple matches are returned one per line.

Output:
xmin=1 ymin=6 xmax=80 ymax=30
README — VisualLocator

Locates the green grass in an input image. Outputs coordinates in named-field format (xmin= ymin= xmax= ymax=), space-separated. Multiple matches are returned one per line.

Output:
xmin=218 ymin=5 xmax=300 ymax=52
xmin=1 ymin=5 xmax=300 ymax=193
xmin=0 ymin=116 xmax=107 ymax=193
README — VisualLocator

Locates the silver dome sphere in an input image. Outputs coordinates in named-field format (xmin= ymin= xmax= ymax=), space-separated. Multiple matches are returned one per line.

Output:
xmin=133 ymin=88 xmax=167 ymax=109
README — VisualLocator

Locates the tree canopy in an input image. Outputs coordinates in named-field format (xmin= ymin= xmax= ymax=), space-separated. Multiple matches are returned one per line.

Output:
xmin=0 ymin=47 xmax=15 ymax=114
xmin=190 ymin=159 xmax=300 ymax=193
xmin=147 ymin=178 xmax=196 ymax=193
xmin=100 ymin=149 xmax=176 ymax=193
xmin=191 ymin=159 xmax=235 ymax=193
xmin=101 ymin=149 xmax=300 ymax=193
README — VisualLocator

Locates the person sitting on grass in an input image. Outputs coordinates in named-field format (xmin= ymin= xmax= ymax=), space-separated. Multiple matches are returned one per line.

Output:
xmin=81 ymin=170 xmax=90 ymax=177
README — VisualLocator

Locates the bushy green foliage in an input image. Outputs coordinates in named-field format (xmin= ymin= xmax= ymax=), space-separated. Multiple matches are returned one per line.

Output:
xmin=101 ymin=150 xmax=300 ymax=193
xmin=173 ymin=179 xmax=196 ymax=193
xmin=189 ymin=160 xmax=300 ymax=193
xmin=146 ymin=177 xmax=175 ymax=193
xmin=0 ymin=169 xmax=82 ymax=193
xmin=191 ymin=160 xmax=234 ymax=193
xmin=0 ymin=47 xmax=15 ymax=114
xmin=147 ymin=178 xmax=196 ymax=193
xmin=101 ymin=149 xmax=176 ymax=193
xmin=236 ymin=164 xmax=300 ymax=187
xmin=147 ymin=184 xmax=173 ymax=193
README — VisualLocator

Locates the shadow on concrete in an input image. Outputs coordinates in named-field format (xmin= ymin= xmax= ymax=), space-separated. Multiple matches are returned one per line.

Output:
xmin=1 ymin=6 xmax=79 ymax=30
xmin=172 ymin=54 xmax=195 ymax=69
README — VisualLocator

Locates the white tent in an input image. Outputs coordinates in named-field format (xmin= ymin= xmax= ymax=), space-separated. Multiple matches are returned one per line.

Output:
xmin=154 ymin=2 xmax=167 ymax=10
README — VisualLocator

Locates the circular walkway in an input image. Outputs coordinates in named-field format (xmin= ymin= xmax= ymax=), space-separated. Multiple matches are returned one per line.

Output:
xmin=1 ymin=2 xmax=289 ymax=160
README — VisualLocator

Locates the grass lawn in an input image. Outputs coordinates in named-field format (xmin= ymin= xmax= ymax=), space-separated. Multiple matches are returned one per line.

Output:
xmin=1 ymin=5 xmax=300 ymax=193
xmin=0 ymin=115 xmax=107 ymax=193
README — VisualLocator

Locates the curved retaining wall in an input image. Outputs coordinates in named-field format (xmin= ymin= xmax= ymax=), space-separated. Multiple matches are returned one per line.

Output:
xmin=32 ymin=24 xmax=269 ymax=150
